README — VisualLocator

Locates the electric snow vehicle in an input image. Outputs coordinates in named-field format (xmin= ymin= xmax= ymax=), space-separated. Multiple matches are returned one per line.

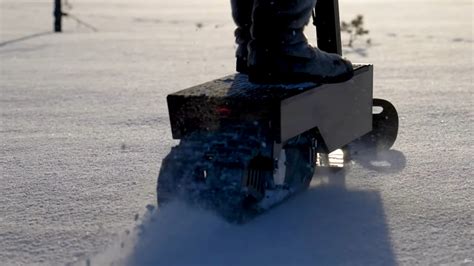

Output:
xmin=156 ymin=0 xmax=398 ymax=222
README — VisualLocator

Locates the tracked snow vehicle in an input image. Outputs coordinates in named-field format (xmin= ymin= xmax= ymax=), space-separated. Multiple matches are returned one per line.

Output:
xmin=157 ymin=0 xmax=398 ymax=222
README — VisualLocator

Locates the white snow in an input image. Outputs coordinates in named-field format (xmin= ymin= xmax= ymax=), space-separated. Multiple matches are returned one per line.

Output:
xmin=1 ymin=0 xmax=473 ymax=265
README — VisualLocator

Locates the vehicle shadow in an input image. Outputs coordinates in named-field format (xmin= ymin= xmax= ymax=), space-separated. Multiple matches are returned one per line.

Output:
xmin=350 ymin=149 xmax=406 ymax=174
xmin=127 ymin=159 xmax=397 ymax=266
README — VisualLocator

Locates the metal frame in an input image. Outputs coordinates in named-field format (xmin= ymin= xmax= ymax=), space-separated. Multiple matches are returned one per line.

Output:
xmin=167 ymin=65 xmax=373 ymax=153
xmin=279 ymin=65 xmax=372 ymax=152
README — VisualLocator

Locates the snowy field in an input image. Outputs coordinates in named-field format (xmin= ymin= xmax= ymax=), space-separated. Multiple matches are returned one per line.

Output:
xmin=1 ymin=0 xmax=473 ymax=265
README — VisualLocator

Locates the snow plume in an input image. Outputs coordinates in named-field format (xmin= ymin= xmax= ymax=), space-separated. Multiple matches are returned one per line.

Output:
xmin=91 ymin=168 xmax=399 ymax=266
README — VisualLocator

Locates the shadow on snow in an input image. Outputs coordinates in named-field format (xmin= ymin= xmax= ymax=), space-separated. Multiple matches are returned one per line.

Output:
xmin=126 ymin=149 xmax=404 ymax=266
xmin=0 ymin=31 xmax=53 ymax=47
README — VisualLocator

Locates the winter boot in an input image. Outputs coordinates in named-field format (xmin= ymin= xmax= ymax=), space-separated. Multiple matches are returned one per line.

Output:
xmin=231 ymin=0 xmax=254 ymax=74
xmin=248 ymin=0 xmax=353 ymax=84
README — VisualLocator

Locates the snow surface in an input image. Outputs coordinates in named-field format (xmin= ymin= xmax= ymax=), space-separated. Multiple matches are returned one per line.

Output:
xmin=1 ymin=0 xmax=473 ymax=265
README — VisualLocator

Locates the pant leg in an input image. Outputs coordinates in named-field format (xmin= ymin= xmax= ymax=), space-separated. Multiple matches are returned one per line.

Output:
xmin=231 ymin=0 xmax=254 ymax=58
xmin=250 ymin=0 xmax=317 ymax=58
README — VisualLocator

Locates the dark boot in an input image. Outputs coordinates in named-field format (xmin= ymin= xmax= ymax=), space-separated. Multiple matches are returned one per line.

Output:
xmin=231 ymin=0 xmax=254 ymax=74
xmin=248 ymin=0 xmax=353 ymax=84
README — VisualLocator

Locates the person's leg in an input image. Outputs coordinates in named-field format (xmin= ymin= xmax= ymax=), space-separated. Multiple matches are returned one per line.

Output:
xmin=231 ymin=0 xmax=254 ymax=74
xmin=248 ymin=0 xmax=353 ymax=84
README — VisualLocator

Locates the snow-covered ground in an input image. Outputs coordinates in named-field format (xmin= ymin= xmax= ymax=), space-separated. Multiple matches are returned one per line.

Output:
xmin=1 ymin=0 xmax=472 ymax=265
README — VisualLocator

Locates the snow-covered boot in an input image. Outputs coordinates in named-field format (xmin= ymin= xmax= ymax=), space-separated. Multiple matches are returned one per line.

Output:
xmin=248 ymin=0 xmax=353 ymax=84
xmin=231 ymin=0 xmax=254 ymax=74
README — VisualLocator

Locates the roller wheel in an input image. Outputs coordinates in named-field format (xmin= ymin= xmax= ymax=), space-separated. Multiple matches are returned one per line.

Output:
xmin=370 ymin=98 xmax=399 ymax=151
xmin=349 ymin=98 xmax=399 ymax=153
xmin=283 ymin=134 xmax=316 ymax=189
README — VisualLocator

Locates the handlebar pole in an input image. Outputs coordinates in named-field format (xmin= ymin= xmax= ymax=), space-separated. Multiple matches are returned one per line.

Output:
xmin=313 ymin=0 xmax=342 ymax=55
